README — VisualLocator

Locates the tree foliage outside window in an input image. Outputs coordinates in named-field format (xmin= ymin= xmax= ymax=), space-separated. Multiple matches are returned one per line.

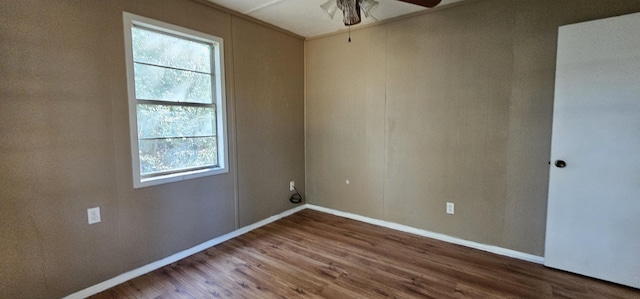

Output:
xmin=131 ymin=25 xmax=218 ymax=177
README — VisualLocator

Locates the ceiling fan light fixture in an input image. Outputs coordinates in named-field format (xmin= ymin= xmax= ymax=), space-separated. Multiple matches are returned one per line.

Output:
xmin=339 ymin=0 xmax=361 ymax=25
xmin=320 ymin=0 xmax=339 ymax=19
xmin=359 ymin=0 xmax=379 ymax=17
xmin=320 ymin=0 xmax=443 ymax=26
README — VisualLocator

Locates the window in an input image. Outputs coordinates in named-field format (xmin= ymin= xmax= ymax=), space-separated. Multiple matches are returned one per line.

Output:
xmin=123 ymin=12 xmax=228 ymax=188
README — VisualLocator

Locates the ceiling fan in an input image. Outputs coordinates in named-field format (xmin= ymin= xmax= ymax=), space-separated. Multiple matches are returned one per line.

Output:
xmin=321 ymin=0 xmax=442 ymax=26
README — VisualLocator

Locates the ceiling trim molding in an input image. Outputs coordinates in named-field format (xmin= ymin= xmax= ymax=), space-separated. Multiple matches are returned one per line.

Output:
xmin=190 ymin=0 xmax=305 ymax=40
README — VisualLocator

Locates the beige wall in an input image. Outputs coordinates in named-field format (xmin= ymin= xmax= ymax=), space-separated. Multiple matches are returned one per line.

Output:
xmin=233 ymin=18 xmax=305 ymax=226
xmin=306 ymin=0 xmax=640 ymax=256
xmin=0 ymin=0 xmax=304 ymax=298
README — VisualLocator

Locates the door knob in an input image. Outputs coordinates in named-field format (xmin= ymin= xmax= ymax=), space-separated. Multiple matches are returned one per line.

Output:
xmin=554 ymin=160 xmax=567 ymax=168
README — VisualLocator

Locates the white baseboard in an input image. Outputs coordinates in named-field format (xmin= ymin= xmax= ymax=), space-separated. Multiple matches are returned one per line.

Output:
xmin=66 ymin=203 xmax=543 ymax=298
xmin=64 ymin=204 xmax=308 ymax=299
xmin=306 ymin=204 xmax=544 ymax=264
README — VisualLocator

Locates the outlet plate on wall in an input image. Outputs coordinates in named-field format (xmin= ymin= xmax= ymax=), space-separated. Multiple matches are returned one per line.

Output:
xmin=446 ymin=202 xmax=454 ymax=215
xmin=88 ymin=207 xmax=101 ymax=224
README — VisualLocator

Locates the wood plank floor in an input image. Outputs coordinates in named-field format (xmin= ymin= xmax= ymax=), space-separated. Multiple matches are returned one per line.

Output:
xmin=91 ymin=209 xmax=640 ymax=298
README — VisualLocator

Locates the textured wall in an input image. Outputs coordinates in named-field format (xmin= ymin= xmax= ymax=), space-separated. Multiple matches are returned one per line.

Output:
xmin=233 ymin=17 xmax=305 ymax=226
xmin=306 ymin=26 xmax=387 ymax=219
xmin=0 ymin=0 xmax=304 ymax=298
xmin=305 ymin=0 xmax=640 ymax=256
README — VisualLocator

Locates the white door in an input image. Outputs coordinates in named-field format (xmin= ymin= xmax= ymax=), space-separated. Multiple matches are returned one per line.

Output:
xmin=545 ymin=12 xmax=640 ymax=289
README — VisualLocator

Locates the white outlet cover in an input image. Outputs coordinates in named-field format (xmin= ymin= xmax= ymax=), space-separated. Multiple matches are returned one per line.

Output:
xmin=289 ymin=181 xmax=295 ymax=191
xmin=88 ymin=207 xmax=101 ymax=224
xmin=446 ymin=202 xmax=455 ymax=215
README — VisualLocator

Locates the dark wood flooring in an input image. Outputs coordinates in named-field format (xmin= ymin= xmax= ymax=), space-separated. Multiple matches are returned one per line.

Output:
xmin=91 ymin=209 xmax=640 ymax=298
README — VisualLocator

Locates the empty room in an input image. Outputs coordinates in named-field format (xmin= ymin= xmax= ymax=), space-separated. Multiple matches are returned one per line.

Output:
xmin=1 ymin=0 xmax=640 ymax=298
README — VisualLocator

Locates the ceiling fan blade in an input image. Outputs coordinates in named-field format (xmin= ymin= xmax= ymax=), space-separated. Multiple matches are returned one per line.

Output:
xmin=395 ymin=0 xmax=442 ymax=8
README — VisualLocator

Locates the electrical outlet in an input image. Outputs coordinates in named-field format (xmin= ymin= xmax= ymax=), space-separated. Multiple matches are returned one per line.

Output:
xmin=290 ymin=181 xmax=295 ymax=191
xmin=88 ymin=207 xmax=101 ymax=224
xmin=446 ymin=202 xmax=455 ymax=215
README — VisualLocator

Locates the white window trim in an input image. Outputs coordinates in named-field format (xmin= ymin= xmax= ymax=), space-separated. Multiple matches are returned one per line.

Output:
xmin=123 ymin=12 xmax=228 ymax=188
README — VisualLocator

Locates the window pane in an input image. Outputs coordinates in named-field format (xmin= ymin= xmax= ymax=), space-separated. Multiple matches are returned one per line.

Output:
xmin=132 ymin=26 xmax=211 ymax=73
xmin=134 ymin=63 xmax=213 ymax=103
xmin=137 ymin=104 xmax=215 ymax=139
xmin=139 ymin=136 xmax=217 ymax=176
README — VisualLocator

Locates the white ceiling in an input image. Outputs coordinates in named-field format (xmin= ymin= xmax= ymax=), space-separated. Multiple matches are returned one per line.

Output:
xmin=207 ymin=0 xmax=464 ymax=38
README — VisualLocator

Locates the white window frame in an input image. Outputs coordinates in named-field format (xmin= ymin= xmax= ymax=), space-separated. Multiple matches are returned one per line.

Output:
xmin=123 ymin=12 xmax=228 ymax=188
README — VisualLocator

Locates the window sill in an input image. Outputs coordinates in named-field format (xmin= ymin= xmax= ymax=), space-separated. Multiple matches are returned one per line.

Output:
xmin=134 ymin=166 xmax=228 ymax=189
